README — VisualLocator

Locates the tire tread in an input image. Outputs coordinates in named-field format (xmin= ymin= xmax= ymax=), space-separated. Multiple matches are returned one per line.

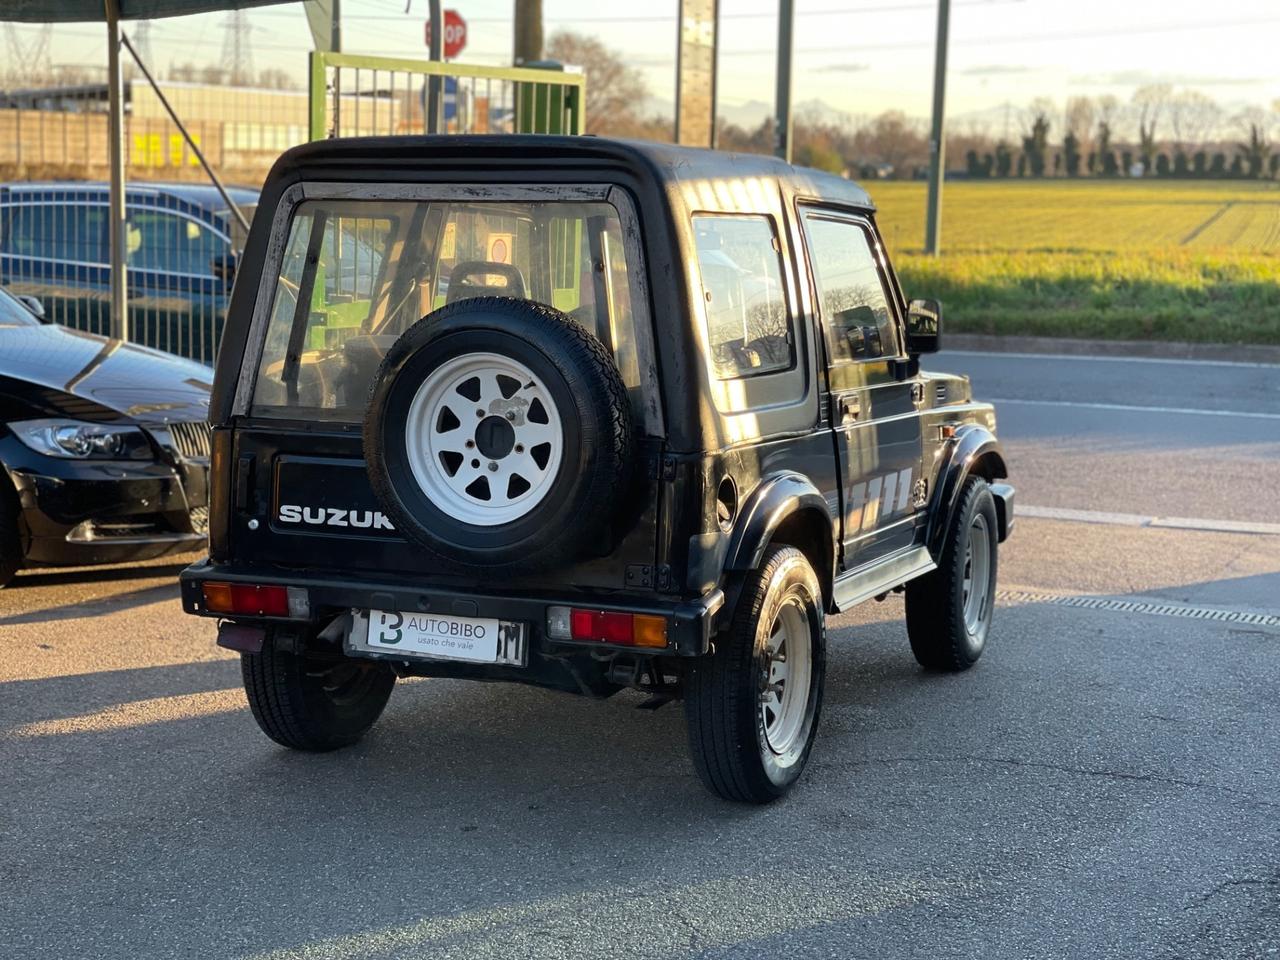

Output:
xmin=241 ymin=633 xmax=394 ymax=752
xmin=905 ymin=476 xmax=996 ymax=671
xmin=686 ymin=545 xmax=823 ymax=803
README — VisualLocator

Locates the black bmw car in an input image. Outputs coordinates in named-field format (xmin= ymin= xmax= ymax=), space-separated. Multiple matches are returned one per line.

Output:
xmin=0 ymin=285 xmax=211 ymax=588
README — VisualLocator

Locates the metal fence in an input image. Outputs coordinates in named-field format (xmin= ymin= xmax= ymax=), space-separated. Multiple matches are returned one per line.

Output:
xmin=0 ymin=56 xmax=584 ymax=365
xmin=308 ymin=52 xmax=585 ymax=140
xmin=1 ymin=79 xmax=294 ymax=364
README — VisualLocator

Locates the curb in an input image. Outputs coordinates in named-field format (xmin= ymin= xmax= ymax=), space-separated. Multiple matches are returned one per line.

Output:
xmin=945 ymin=334 xmax=1280 ymax=365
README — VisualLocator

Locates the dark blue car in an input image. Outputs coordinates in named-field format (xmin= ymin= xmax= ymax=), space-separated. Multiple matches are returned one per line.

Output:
xmin=0 ymin=181 xmax=258 ymax=363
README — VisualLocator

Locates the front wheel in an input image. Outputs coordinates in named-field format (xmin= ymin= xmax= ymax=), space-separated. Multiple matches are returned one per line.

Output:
xmin=685 ymin=545 xmax=826 ymax=804
xmin=241 ymin=632 xmax=396 ymax=751
xmin=905 ymin=476 xmax=999 ymax=671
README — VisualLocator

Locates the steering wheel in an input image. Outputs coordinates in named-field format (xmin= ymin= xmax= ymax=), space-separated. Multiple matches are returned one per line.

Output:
xmin=446 ymin=261 xmax=527 ymax=303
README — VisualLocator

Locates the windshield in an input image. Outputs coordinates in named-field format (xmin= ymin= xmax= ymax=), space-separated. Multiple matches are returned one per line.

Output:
xmin=0 ymin=287 xmax=39 ymax=327
xmin=250 ymin=197 xmax=641 ymax=420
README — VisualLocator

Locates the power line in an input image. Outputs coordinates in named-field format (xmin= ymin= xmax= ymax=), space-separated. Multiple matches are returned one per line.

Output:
xmin=32 ymin=12 xmax=1280 ymax=62
xmin=247 ymin=0 xmax=1021 ymax=23
xmin=721 ymin=14 xmax=1280 ymax=56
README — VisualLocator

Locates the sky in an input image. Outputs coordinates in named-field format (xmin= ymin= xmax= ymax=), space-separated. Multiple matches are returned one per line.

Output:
xmin=8 ymin=0 xmax=1280 ymax=126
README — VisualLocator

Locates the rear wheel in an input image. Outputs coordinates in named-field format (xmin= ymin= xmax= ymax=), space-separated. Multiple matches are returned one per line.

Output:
xmin=241 ymin=632 xmax=396 ymax=751
xmin=685 ymin=546 xmax=826 ymax=803
xmin=905 ymin=476 xmax=999 ymax=671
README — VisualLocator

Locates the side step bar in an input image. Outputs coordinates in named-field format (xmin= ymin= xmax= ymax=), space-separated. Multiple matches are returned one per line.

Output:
xmin=831 ymin=545 xmax=936 ymax=613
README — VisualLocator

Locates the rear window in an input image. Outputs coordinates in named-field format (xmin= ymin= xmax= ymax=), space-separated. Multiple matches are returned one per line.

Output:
xmin=250 ymin=197 xmax=641 ymax=419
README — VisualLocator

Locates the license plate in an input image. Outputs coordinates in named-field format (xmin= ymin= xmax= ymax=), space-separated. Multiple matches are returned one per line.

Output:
xmin=348 ymin=609 xmax=526 ymax=666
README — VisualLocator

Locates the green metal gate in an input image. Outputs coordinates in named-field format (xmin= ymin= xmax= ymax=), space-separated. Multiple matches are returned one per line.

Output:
xmin=308 ymin=52 xmax=585 ymax=141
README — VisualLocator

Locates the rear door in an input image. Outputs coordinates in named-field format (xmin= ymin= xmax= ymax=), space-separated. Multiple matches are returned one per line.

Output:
xmin=800 ymin=209 xmax=923 ymax=571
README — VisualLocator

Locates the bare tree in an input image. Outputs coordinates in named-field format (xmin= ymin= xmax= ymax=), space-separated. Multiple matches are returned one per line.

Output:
xmin=1235 ymin=107 xmax=1271 ymax=178
xmin=545 ymin=31 xmax=648 ymax=136
xmin=1132 ymin=83 xmax=1172 ymax=172
xmin=1065 ymin=97 xmax=1095 ymax=143
xmin=257 ymin=67 xmax=299 ymax=90
xmin=1168 ymin=89 xmax=1221 ymax=151
xmin=853 ymin=111 xmax=928 ymax=176
xmin=1095 ymin=94 xmax=1121 ymax=134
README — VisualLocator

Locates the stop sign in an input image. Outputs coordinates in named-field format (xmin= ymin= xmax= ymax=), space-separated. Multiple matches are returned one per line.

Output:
xmin=424 ymin=10 xmax=467 ymax=59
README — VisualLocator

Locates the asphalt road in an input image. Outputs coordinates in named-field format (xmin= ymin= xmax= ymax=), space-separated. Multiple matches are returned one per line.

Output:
xmin=3 ymin=350 xmax=1279 ymax=960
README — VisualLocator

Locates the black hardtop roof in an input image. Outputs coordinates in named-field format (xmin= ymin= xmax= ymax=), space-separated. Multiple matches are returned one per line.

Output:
xmin=272 ymin=134 xmax=875 ymax=212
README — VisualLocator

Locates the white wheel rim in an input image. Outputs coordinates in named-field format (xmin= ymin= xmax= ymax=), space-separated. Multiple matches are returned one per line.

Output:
xmin=760 ymin=598 xmax=812 ymax=755
xmin=403 ymin=352 xmax=564 ymax=527
xmin=962 ymin=513 xmax=992 ymax=634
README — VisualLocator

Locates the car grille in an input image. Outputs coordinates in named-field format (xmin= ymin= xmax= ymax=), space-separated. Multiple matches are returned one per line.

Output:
xmin=169 ymin=421 xmax=212 ymax=461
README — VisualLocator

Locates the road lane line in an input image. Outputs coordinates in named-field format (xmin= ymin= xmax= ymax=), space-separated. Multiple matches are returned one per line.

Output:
xmin=944 ymin=350 xmax=1280 ymax=370
xmin=1 ymin=688 xmax=245 ymax=740
xmin=987 ymin=397 xmax=1280 ymax=420
xmin=1021 ymin=504 xmax=1280 ymax=536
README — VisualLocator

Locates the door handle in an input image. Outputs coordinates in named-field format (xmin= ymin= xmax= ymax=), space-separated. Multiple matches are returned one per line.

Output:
xmin=838 ymin=396 xmax=861 ymax=423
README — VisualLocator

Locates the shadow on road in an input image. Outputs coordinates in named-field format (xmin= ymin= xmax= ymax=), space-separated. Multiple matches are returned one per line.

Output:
xmin=8 ymin=558 xmax=193 ymax=591
xmin=2 ymin=586 xmax=1278 ymax=959
xmin=0 ymin=582 xmax=182 ymax=627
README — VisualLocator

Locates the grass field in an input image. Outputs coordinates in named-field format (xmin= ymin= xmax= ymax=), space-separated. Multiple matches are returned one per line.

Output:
xmin=866 ymin=180 xmax=1280 ymax=344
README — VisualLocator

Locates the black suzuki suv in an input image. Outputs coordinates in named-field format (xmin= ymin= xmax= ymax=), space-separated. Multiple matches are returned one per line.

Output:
xmin=181 ymin=136 xmax=1014 ymax=803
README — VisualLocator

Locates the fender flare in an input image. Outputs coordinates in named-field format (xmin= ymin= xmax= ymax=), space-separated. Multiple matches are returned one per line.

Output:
xmin=723 ymin=472 xmax=837 ymax=582
xmin=926 ymin=424 xmax=1009 ymax=556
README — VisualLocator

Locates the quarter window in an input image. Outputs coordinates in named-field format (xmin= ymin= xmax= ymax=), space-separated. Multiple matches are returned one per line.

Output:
xmin=692 ymin=215 xmax=793 ymax=380
xmin=803 ymin=216 xmax=898 ymax=362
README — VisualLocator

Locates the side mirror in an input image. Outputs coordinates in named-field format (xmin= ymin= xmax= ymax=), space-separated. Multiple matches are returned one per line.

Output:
xmin=905 ymin=298 xmax=941 ymax=355
xmin=16 ymin=294 xmax=47 ymax=322
xmin=211 ymin=253 xmax=238 ymax=289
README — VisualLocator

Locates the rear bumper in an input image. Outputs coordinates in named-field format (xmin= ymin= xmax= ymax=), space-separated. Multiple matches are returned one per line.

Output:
xmin=179 ymin=559 xmax=724 ymax=657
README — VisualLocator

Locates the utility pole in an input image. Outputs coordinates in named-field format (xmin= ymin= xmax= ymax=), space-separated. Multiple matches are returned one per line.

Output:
xmin=513 ymin=0 xmax=543 ymax=66
xmin=923 ymin=0 xmax=950 ymax=255
xmin=104 ymin=0 xmax=128 ymax=342
xmin=773 ymin=0 xmax=794 ymax=162
xmin=426 ymin=0 xmax=443 ymax=133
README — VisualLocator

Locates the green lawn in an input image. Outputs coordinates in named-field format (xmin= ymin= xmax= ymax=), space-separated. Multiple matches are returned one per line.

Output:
xmin=866 ymin=180 xmax=1280 ymax=344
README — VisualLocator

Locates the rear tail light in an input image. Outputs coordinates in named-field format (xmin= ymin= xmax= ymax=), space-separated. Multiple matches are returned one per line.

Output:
xmin=203 ymin=581 xmax=290 ymax=617
xmin=548 ymin=606 xmax=668 ymax=649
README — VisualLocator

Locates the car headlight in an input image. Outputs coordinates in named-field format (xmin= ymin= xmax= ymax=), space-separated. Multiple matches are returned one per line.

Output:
xmin=11 ymin=419 xmax=152 ymax=460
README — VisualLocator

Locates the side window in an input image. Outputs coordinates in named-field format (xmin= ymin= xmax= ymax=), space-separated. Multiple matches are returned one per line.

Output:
xmin=692 ymin=214 xmax=793 ymax=380
xmin=6 ymin=202 xmax=109 ymax=264
xmin=126 ymin=210 xmax=224 ymax=275
xmin=802 ymin=216 xmax=899 ymax=362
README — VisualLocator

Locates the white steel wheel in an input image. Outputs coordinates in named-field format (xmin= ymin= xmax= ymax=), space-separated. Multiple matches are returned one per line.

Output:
xmin=760 ymin=598 xmax=813 ymax=756
xmin=961 ymin=513 xmax=992 ymax=634
xmin=403 ymin=352 xmax=564 ymax=527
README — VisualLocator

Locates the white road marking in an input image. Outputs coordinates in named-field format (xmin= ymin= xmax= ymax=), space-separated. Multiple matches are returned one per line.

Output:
xmin=1021 ymin=504 xmax=1280 ymax=537
xmin=944 ymin=349 xmax=1280 ymax=370
xmin=987 ymin=397 xmax=1280 ymax=421
xmin=997 ymin=585 xmax=1280 ymax=625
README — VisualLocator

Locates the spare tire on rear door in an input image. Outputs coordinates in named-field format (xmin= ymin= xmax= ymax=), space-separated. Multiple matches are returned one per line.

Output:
xmin=363 ymin=297 xmax=633 ymax=572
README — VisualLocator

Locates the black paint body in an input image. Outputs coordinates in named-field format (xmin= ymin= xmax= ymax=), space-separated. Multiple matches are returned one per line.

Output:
xmin=181 ymin=136 xmax=1012 ymax=690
